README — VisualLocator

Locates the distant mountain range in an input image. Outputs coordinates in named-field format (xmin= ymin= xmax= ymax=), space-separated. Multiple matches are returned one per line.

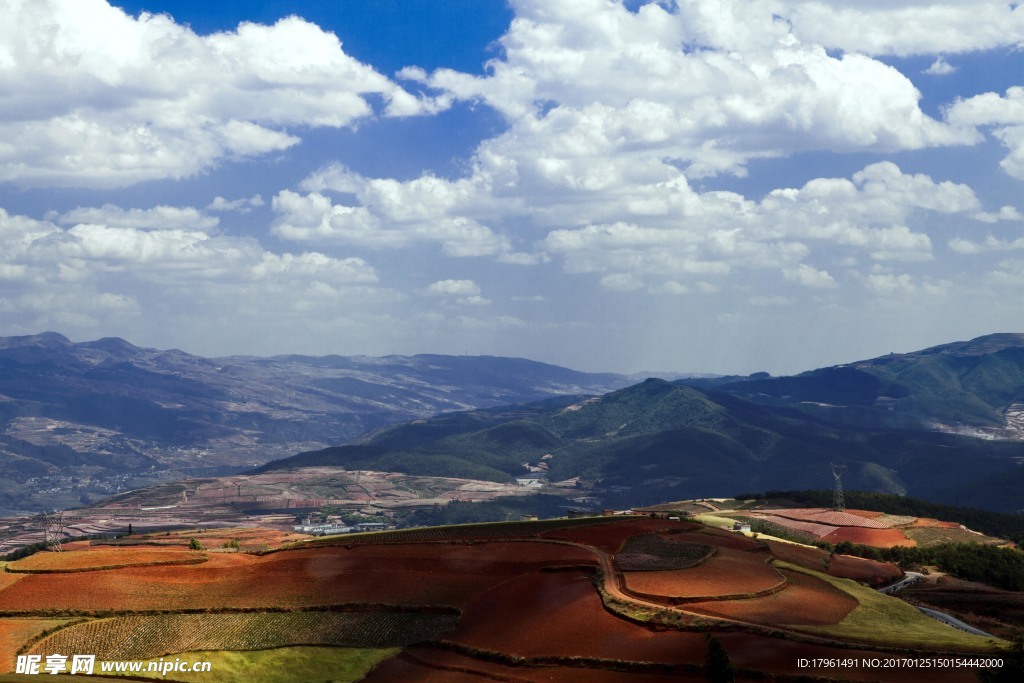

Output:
xmin=701 ymin=333 xmax=1024 ymax=438
xmin=0 ymin=332 xmax=632 ymax=513
xmin=259 ymin=334 xmax=1024 ymax=513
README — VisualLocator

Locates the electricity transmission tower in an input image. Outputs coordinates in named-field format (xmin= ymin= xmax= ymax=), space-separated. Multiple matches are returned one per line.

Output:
xmin=830 ymin=463 xmax=848 ymax=512
xmin=38 ymin=509 xmax=65 ymax=552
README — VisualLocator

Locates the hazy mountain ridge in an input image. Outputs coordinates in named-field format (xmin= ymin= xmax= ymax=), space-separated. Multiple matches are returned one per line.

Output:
xmin=690 ymin=333 xmax=1024 ymax=438
xmin=0 ymin=333 xmax=632 ymax=512
xmin=261 ymin=343 xmax=1024 ymax=513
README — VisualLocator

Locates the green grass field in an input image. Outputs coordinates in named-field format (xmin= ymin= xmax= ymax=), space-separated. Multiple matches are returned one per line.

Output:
xmin=777 ymin=561 xmax=1005 ymax=651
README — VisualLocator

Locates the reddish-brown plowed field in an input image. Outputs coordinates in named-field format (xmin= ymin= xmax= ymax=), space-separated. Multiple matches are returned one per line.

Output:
xmin=766 ymin=508 xmax=888 ymax=528
xmin=666 ymin=527 xmax=762 ymax=551
xmin=763 ymin=541 xmax=901 ymax=585
xmin=0 ymin=572 xmax=25 ymax=592
xmin=445 ymin=570 xmax=708 ymax=665
xmin=685 ymin=569 xmax=857 ymax=626
xmin=844 ymin=509 xmax=884 ymax=519
xmin=754 ymin=514 xmax=838 ymax=538
xmin=912 ymin=517 xmax=961 ymax=529
xmin=540 ymin=518 xmax=685 ymax=553
xmin=827 ymin=554 xmax=902 ymax=585
xmin=717 ymin=632 xmax=979 ymax=682
xmin=763 ymin=540 xmax=830 ymax=572
xmin=0 ymin=618 xmax=70 ymax=671
xmin=7 ymin=547 xmax=204 ymax=572
xmin=823 ymin=526 xmax=915 ymax=548
xmin=364 ymin=647 xmax=705 ymax=682
xmin=622 ymin=547 xmax=783 ymax=600
xmin=0 ymin=542 xmax=597 ymax=613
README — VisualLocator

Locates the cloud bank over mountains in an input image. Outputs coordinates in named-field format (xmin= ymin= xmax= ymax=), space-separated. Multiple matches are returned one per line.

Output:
xmin=0 ymin=0 xmax=1021 ymax=372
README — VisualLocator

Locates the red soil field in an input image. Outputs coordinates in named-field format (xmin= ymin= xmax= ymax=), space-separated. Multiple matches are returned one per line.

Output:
xmin=540 ymin=518 xmax=687 ymax=553
xmin=823 ymin=526 xmax=915 ymax=548
xmin=622 ymin=547 xmax=783 ymax=601
xmin=844 ymin=509 xmax=885 ymax=519
xmin=764 ymin=541 xmax=902 ymax=585
xmin=0 ymin=572 xmax=25 ymax=592
xmin=364 ymin=646 xmax=705 ymax=682
xmin=6 ymin=547 xmax=204 ymax=572
xmin=827 ymin=553 xmax=902 ymax=585
xmin=664 ymin=526 xmax=763 ymax=551
xmin=717 ymin=632 xmax=980 ymax=683
xmin=0 ymin=542 xmax=598 ymax=613
xmin=0 ymin=619 xmax=70 ymax=672
xmin=911 ymin=517 xmax=961 ymax=529
xmin=685 ymin=568 xmax=857 ymax=626
xmin=766 ymin=508 xmax=888 ymax=528
xmin=444 ymin=570 xmax=708 ymax=665
xmin=763 ymin=540 xmax=830 ymax=572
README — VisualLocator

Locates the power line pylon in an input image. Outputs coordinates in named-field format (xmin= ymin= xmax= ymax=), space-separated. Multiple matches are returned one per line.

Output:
xmin=830 ymin=463 xmax=848 ymax=512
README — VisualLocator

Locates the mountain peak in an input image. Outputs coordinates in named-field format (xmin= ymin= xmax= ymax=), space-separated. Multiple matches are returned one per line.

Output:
xmin=0 ymin=331 xmax=71 ymax=349
xmin=909 ymin=333 xmax=1024 ymax=358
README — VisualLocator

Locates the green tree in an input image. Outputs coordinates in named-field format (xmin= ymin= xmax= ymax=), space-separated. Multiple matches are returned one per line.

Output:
xmin=188 ymin=537 xmax=202 ymax=551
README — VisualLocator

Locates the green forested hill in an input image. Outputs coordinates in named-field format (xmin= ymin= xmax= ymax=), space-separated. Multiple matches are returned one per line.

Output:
xmin=714 ymin=333 xmax=1024 ymax=433
xmin=256 ymin=378 xmax=1024 ymax=513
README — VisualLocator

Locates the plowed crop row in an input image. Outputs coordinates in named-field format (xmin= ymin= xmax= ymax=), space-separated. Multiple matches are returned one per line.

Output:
xmin=685 ymin=569 xmax=857 ymax=626
xmin=752 ymin=514 xmax=837 ymax=538
xmin=0 ymin=618 xmax=72 ymax=671
xmin=0 ymin=542 xmax=597 ymax=613
xmin=765 ymin=509 xmax=890 ymax=528
xmin=304 ymin=516 xmax=627 ymax=547
xmin=31 ymin=611 xmax=458 ymax=661
xmin=823 ymin=527 xmax=915 ymax=548
xmin=763 ymin=541 xmax=901 ymax=585
xmin=7 ymin=548 xmax=205 ymax=573
xmin=615 ymin=535 xmax=713 ymax=571
xmin=444 ymin=570 xmax=708 ymax=664
xmin=540 ymin=517 xmax=686 ymax=552
xmin=622 ymin=547 xmax=784 ymax=601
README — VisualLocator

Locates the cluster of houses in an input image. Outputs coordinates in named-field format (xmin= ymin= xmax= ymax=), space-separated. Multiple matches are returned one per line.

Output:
xmin=292 ymin=518 xmax=390 ymax=536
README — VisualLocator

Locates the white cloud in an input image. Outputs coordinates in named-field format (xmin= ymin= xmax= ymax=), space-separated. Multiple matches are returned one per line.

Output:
xmin=775 ymin=1 xmax=1024 ymax=56
xmin=272 ymin=183 xmax=511 ymax=257
xmin=422 ymin=279 xmax=490 ymax=305
xmin=945 ymin=87 xmax=1024 ymax=179
xmin=923 ymin=57 xmax=956 ymax=76
xmin=0 ymin=0 xmax=442 ymax=188
xmin=208 ymin=195 xmax=265 ymax=213
xmin=424 ymin=279 xmax=481 ymax=297
xmin=949 ymin=235 xmax=1024 ymax=254
xmin=600 ymin=273 xmax=645 ymax=292
xmin=0 ymin=206 xmax=381 ymax=338
xmin=865 ymin=272 xmax=947 ymax=297
xmin=56 ymin=204 xmax=219 ymax=231
xmin=783 ymin=264 xmax=836 ymax=288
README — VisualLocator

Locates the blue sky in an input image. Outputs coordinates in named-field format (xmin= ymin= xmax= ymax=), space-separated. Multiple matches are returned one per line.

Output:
xmin=1 ymin=0 xmax=1023 ymax=374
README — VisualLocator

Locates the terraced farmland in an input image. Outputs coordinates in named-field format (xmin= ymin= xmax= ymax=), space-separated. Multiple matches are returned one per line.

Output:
xmin=30 ymin=611 xmax=458 ymax=660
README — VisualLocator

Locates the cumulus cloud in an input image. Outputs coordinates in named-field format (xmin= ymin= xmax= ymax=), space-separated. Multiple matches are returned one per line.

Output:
xmin=276 ymin=1 xmax=1004 ymax=293
xmin=946 ymin=87 xmax=1024 ymax=179
xmin=783 ymin=264 xmax=836 ymax=288
xmin=774 ymin=1 xmax=1024 ymax=56
xmin=923 ymin=57 xmax=956 ymax=76
xmin=0 ymin=206 xmax=381 ymax=337
xmin=422 ymin=279 xmax=490 ymax=305
xmin=55 ymin=204 xmax=219 ymax=231
xmin=0 ymin=0 xmax=442 ymax=188
xmin=273 ymin=172 xmax=512 ymax=257
xmin=408 ymin=0 xmax=974 ymax=182
xmin=208 ymin=195 xmax=265 ymax=213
